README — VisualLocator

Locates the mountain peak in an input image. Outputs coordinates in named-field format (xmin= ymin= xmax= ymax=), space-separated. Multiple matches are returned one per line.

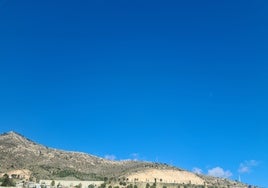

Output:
xmin=0 ymin=131 xmax=248 ymax=188
xmin=0 ymin=131 xmax=37 ymax=147
xmin=2 ymin=131 xmax=24 ymax=137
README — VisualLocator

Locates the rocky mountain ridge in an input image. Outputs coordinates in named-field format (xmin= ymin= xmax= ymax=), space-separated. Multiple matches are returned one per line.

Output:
xmin=0 ymin=131 xmax=247 ymax=187
xmin=0 ymin=132 xmax=178 ymax=179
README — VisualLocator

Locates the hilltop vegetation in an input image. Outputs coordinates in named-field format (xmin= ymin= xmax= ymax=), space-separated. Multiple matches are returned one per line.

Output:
xmin=0 ymin=132 xmax=248 ymax=188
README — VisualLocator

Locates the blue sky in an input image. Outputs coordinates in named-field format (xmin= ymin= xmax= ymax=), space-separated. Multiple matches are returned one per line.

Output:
xmin=0 ymin=0 xmax=267 ymax=187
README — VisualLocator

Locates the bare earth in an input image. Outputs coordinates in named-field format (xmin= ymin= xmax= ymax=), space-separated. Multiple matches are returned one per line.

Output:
xmin=126 ymin=169 xmax=205 ymax=184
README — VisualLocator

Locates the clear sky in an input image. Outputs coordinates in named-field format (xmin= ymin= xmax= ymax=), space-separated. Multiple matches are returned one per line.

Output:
xmin=0 ymin=0 xmax=267 ymax=187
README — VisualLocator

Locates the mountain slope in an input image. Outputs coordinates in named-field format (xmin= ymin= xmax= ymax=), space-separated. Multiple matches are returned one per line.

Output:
xmin=0 ymin=132 xmax=177 ymax=179
xmin=0 ymin=131 xmax=246 ymax=187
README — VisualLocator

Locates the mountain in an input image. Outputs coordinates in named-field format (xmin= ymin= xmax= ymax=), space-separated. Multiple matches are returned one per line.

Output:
xmin=0 ymin=131 xmax=246 ymax=187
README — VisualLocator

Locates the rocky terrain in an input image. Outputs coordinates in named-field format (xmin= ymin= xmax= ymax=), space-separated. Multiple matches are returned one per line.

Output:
xmin=0 ymin=131 xmax=247 ymax=187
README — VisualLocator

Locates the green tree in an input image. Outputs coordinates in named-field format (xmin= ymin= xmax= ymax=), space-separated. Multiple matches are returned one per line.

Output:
xmin=88 ymin=184 xmax=95 ymax=188
xmin=127 ymin=184 xmax=133 ymax=188
xmin=119 ymin=182 xmax=126 ymax=186
xmin=134 ymin=185 xmax=138 ymax=188
xmin=51 ymin=180 xmax=55 ymax=187
xmin=146 ymin=183 xmax=150 ymax=188
xmin=1 ymin=174 xmax=15 ymax=187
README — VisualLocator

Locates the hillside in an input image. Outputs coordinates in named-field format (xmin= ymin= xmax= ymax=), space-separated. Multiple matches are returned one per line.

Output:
xmin=0 ymin=131 xmax=246 ymax=187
